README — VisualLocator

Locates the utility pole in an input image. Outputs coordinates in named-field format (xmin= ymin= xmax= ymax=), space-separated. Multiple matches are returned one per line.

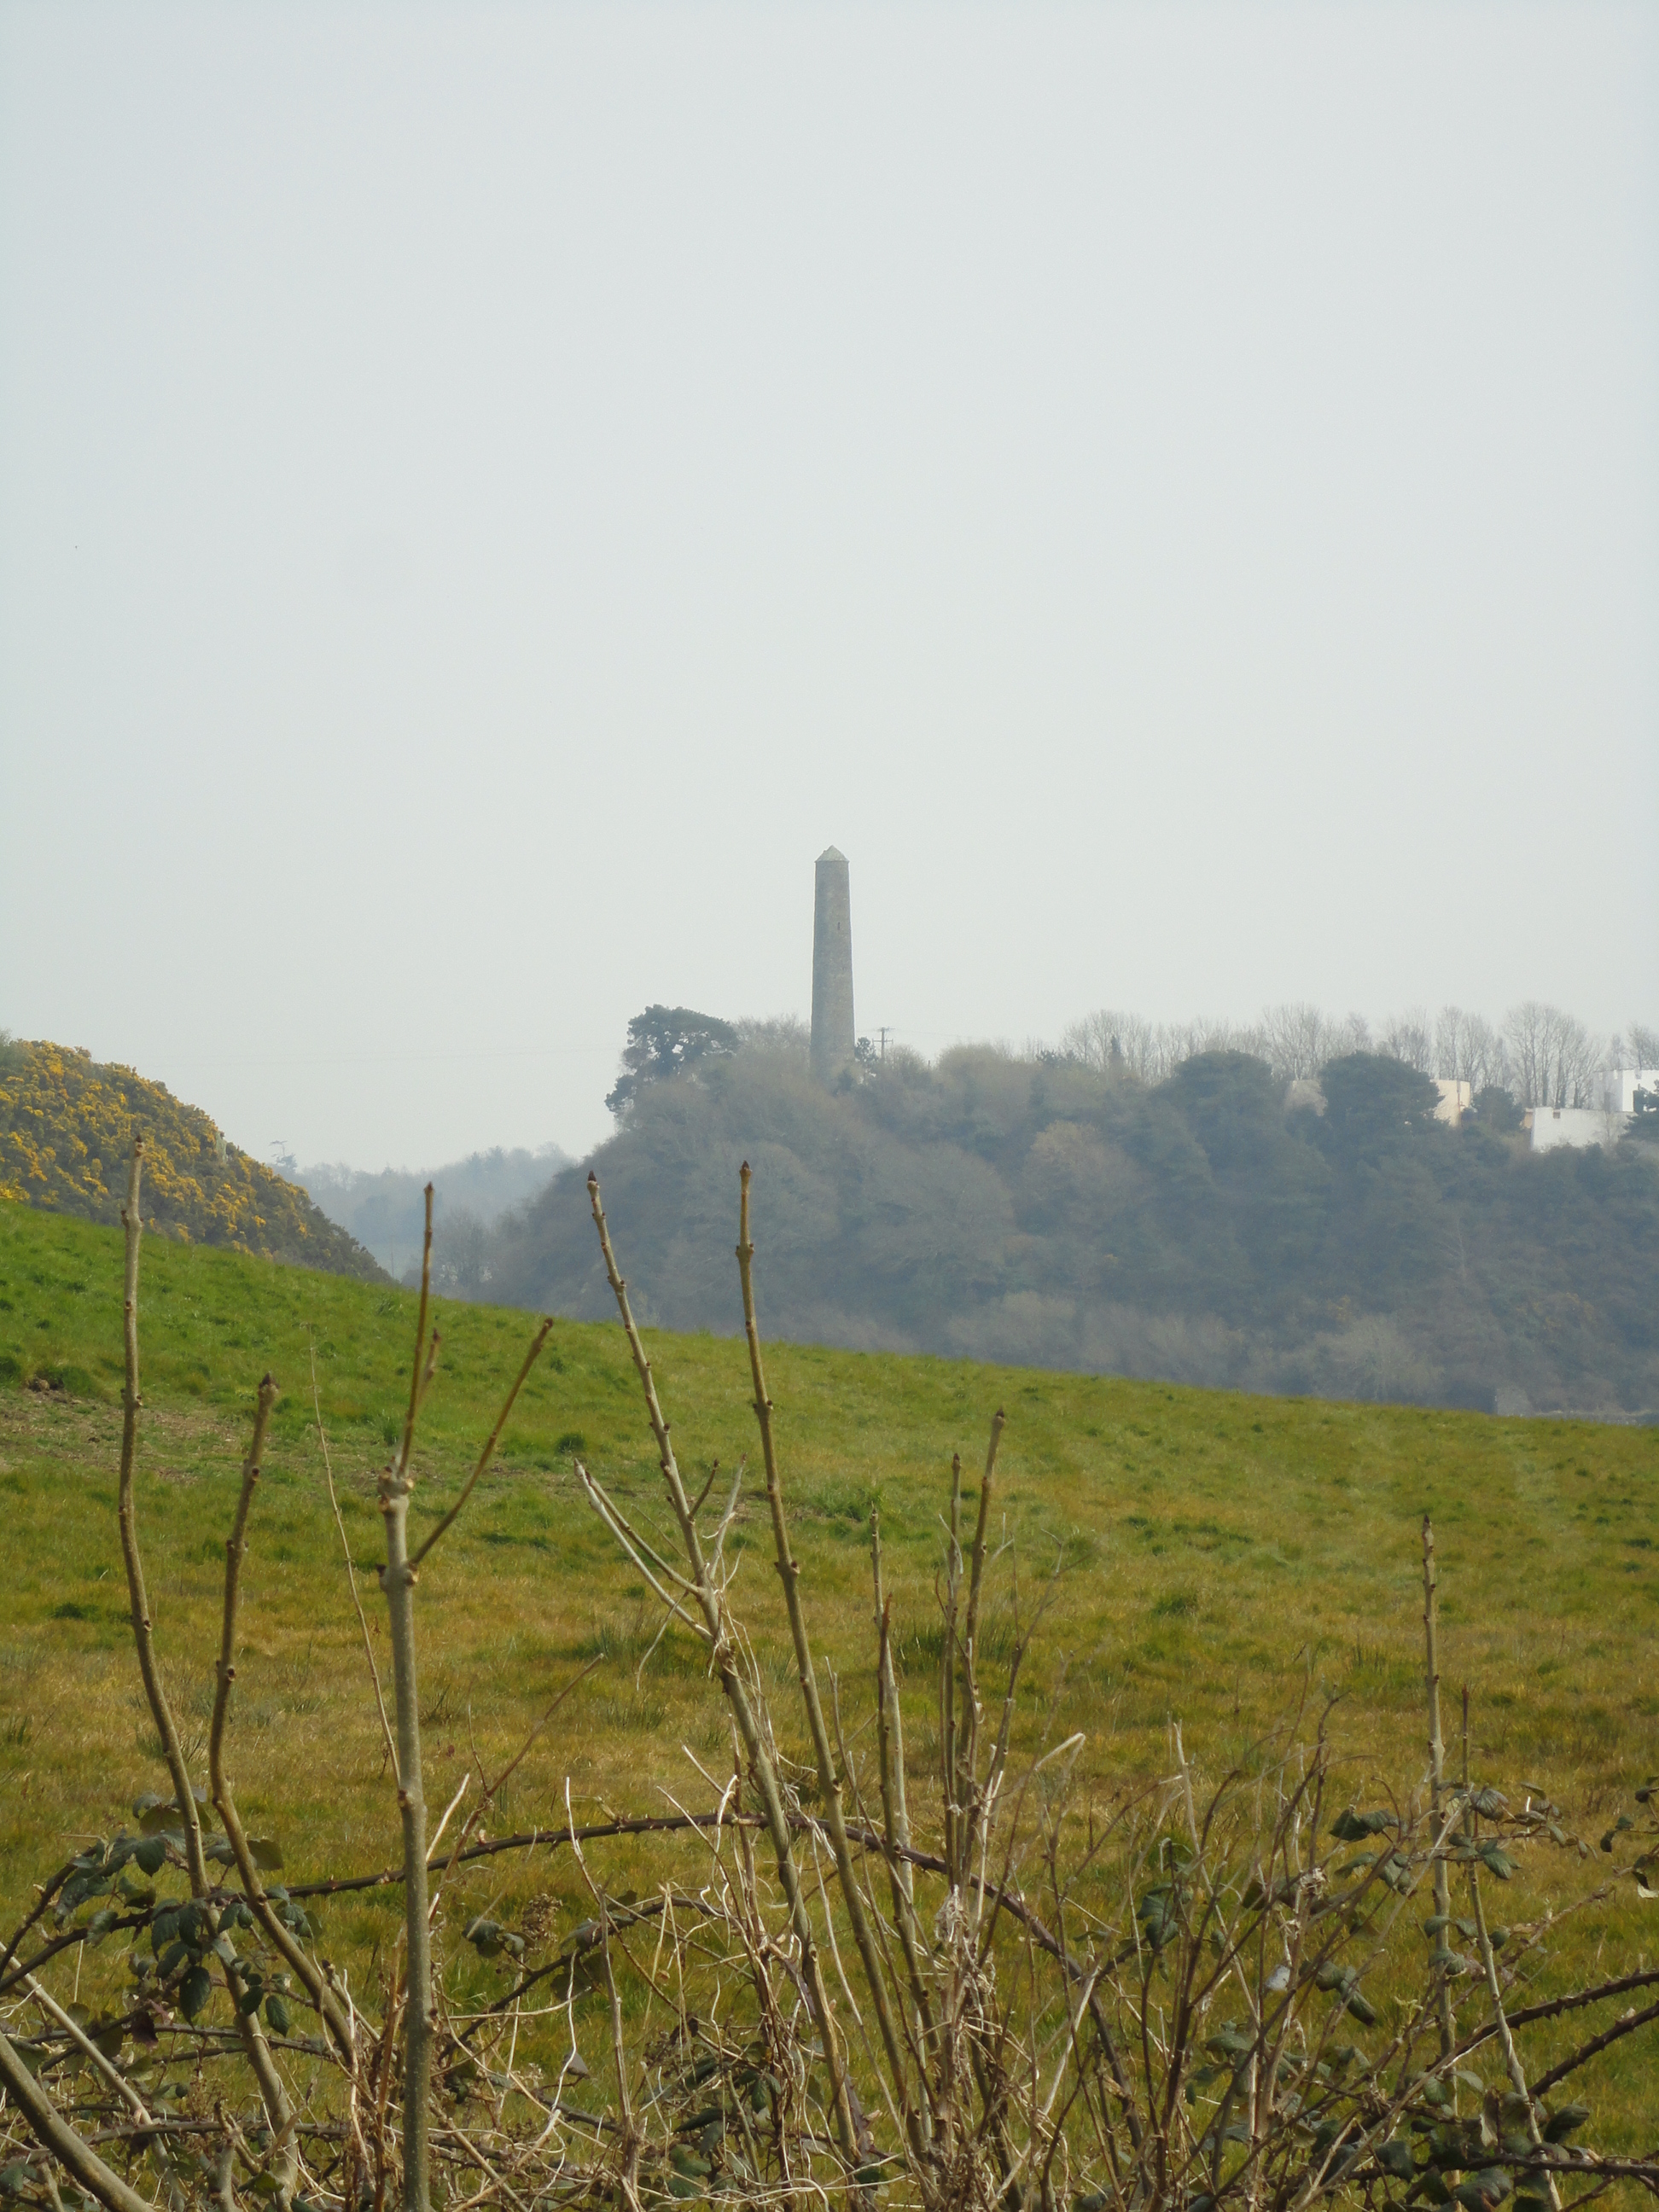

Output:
xmin=876 ymin=1027 xmax=893 ymax=1064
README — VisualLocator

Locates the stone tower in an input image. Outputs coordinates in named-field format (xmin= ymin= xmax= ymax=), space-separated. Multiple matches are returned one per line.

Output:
xmin=810 ymin=846 xmax=855 ymax=1084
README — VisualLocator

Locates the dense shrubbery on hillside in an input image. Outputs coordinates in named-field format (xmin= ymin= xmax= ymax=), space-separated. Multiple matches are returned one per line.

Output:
xmin=0 ymin=1037 xmax=385 ymax=1281
xmin=484 ymin=1034 xmax=1659 ymax=1414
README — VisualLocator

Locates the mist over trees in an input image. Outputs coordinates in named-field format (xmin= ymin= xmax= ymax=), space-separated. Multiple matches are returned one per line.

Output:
xmin=299 ymin=1143 xmax=571 ymax=1282
xmin=460 ymin=996 xmax=1659 ymax=1417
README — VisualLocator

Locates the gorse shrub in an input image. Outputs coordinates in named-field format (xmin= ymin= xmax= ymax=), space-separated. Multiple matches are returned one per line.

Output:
xmin=1 ymin=1142 xmax=1656 ymax=2212
xmin=0 ymin=1039 xmax=382 ymax=1280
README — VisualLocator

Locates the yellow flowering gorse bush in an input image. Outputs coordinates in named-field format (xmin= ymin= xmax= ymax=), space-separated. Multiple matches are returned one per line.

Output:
xmin=0 ymin=1038 xmax=382 ymax=1279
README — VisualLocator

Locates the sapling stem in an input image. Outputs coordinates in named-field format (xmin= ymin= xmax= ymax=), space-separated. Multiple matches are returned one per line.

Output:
xmin=115 ymin=1142 xmax=296 ymax=2190
xmin=116 ymin=1143 xmax=210 ymax=1902
xmin=736 ymin=1161 xmax=921 ymax=2152
xmin=871 ymin=1516 xmax=935 ymax=2056
xmin=211 ymin=1372 xmax=357 ymax=2064
xmin=0 ymin=2030 xmax=157 ymax=2212
xmin=1422 ymin=1516 xmax=1453 ymax=2059
xmin=380 ymin=1188 xmax=435 ymax=2212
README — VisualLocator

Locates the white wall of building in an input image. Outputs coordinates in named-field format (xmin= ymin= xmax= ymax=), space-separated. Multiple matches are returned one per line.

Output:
xmin=1602 ymin=1066 xmax=1659 ymax=1115
xmin=1528 ymin=1105 xmax=1627 ymax=1153
xmin=1433 ymin=1078 xmax=1472 ymax=1125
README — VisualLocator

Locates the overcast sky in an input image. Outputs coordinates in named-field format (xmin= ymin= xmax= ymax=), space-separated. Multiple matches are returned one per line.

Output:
xmin=3 ymin=3 xmax=1655 ymax=1170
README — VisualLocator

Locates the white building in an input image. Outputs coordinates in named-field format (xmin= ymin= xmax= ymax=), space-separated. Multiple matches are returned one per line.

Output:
xmin=1601 ymin=1066 xmax=1659 ymax=1115
xmin=1432 ymin=1078 xmax=1472 ymax=1126
xmin=1522 ymin=1066 xmax=1656 ymax=1151
xmin=1527 ymin=1106 xmax=1617 ymax=1153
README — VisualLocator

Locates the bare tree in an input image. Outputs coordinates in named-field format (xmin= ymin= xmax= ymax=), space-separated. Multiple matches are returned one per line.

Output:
xmin=1260 ymin=1003 xmax=1336 ymax=1080
xmin=1434 ymin=1007 xmax=1469 ymax=1082
xmin=1504 ymin=1001 xmax=1603 ymax=1109
xmin=1059 ymin=1009 xmax=1163 ymax=1080
xmin=1381 ymin=1005 xmax=1435 ymax=1074
xmin=1435 ymin=1008 xmax=1502 ymax=1093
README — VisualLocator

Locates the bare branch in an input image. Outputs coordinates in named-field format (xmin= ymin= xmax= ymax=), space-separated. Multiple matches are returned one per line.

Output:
xmin=409 ymin=1316 xmax=554 ymax=1569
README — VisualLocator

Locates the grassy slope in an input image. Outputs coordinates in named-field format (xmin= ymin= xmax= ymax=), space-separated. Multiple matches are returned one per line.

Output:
xmin=3 ymin=1199 xmax=1658 ymax=2133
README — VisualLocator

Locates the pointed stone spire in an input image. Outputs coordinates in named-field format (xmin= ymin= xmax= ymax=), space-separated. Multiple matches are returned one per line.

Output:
xmin=810 ymin=847 xmax=855 ymax=1085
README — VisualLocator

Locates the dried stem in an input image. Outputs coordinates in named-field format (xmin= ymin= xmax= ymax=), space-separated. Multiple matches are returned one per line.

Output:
xmin=1422 ymin=1515 xmax=1453 ymax=2061
xmin=0 ymin=2029 xmax=158 ymax=2212
xmin=116 ymin=1141 xmax=209 ymax=1902
xmin=210 ymin=1374 xmax=357 ymax=2064
xmin=737 ymin=1160 xmax=919 ymax=2152
xmin=312 ymin=1330 xmax=399 ymax=1780
xmin=585 ymin=1168 xmax=862 ymax=2169
xmin=871 ymin=1516 xmax=935 ymax=2057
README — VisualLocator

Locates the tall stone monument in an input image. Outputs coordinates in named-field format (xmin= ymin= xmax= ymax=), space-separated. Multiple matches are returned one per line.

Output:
xmin=810 ymin=846 xmax=855 ymax=1084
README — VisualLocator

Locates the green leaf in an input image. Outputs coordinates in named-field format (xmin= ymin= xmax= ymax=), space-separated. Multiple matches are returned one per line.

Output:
xmin=265 ymin=1994 xmax=290 ymax=2036
xmin=1203 ymin=2027 xmax=1254 ymax=2060
xmin=1453 ymin=2168 xmax=1511 ymax=2209
xmin=248 ymin=1837 xmax=284 ymax=1871
xmin=178 ymin=1965 xmax=212 ymax=2022
xmin=134 ymin=1837 xmax=168 ymax=1877
xmin=1479 ymin=1843 xmax=1517 ymax=1881
xmin=1377 ymin=2141 xmax=1416 ymax=2180
xmin=1330 ymin=1807 xmax=1395 ymax=1842
xmin=1543 ymin=2104 xmax=1589 ymax=2145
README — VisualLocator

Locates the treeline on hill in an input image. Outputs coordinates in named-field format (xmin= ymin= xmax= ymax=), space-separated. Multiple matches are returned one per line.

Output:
xmin=472 ymin=1019 xmax=1659 ymax=1416
xmin=296 ymin=1143 xmax=571 ymax=1278
xmin=0 ymin=1037 xmax=386 ymax=1282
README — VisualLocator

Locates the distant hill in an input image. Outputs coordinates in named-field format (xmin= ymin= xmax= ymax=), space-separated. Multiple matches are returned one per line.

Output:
xmin=0 ymin=1038 xmax=386 ymax=1283
xmin=298 ymin=1144 xmax=571 ymax=1284
xmin=485 ymin=1034 xmax=1659 ymax=1417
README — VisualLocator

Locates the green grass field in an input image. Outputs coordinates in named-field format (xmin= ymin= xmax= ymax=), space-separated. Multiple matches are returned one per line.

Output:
xmin=3 ymin=1195 xmax=1658 ymax=2142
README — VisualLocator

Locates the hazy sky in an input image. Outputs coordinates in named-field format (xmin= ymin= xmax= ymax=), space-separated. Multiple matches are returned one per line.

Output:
xmin=3 ymin=3 xmax=1655 ymax=1169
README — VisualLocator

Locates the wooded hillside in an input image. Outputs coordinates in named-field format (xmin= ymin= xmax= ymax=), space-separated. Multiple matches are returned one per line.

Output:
xmin=486 ymin=1036 xmax=1659 ymax=1415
